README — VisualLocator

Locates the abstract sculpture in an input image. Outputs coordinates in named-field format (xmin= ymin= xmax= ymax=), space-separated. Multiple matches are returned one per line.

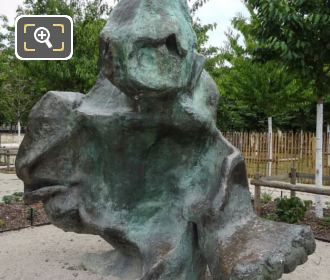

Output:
xmin=16 ymin=1 xmax=315 ymax=279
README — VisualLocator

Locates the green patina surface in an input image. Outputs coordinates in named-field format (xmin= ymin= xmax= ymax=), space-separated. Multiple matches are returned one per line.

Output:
xmin=16 ymin=1 xmax=315 ymax=279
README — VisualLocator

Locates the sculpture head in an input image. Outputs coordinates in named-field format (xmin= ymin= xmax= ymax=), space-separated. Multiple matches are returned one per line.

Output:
xmin=100 ymin=0 xmax=200 ymax=96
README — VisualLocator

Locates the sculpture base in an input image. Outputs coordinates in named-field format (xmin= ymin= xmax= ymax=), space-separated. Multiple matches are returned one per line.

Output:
xmin=81 ymin=249 xmax=142 ymax=280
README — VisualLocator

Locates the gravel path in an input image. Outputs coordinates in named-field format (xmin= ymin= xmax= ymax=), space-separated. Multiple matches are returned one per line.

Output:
xmin=0 ymin=225 xmax=116 ymax=280
xmin=0 ymin=225 xmax=329 ymax=280
xmin=281 ymin=240 xmax=330 ymax=280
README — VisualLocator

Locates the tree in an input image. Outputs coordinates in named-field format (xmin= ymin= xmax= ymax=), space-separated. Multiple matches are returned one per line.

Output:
xmin=0 ymin=0 xmax=219 ymax=128
xmin=17 ymin=0 xmax=110 ymax=93
xmin=0 ymin=16 xmax=18 ymax=125
xmin=1 ymin=61 xmax=39 ymax=135
xmin=244 ymin=0 xmax=330 ymax=217
xmin=215 ymin=23 xmax=313 ymax=132
xmin=193 ymin=19 xmax=221 ymax=76
xmin=0 ymin=0 xmax=111 ymax=129
xmin=0 ymin=8 xmax=48 ymax=131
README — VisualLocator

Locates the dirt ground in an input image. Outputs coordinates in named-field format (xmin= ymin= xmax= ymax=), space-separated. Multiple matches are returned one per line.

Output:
xmin=0 ymin=225 xmax=328 ymax=280
xmin=0 ymin=174 xmax=330 ymax=279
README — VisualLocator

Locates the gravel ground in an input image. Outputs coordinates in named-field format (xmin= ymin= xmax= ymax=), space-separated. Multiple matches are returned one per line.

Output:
xmin=0 ymin=174 xmax=329 ymax=279
xmin=0 ymin=225 xmax=117 ymax=280
xmin=0 ymin=225 xmax=328 ymax=280
xmin=281 ymin=241 xmax=330 ymax=280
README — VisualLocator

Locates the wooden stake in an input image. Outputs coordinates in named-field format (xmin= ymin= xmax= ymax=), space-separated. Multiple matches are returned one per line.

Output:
xmin=290 ymin=164 xmax=297 ymax=197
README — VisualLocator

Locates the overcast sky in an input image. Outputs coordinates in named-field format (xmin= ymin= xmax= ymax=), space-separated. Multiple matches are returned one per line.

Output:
xmin=0 ymin=0 xmax=249 ymax=48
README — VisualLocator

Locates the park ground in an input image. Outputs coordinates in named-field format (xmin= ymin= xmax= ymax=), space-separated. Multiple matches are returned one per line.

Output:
xmin=0 ymin=173 xmax=329 ymax=280
xmin=1 ymin=173 xmax=330 ymax=206
xmin=0 ymin=225 xmax=329 ymax=280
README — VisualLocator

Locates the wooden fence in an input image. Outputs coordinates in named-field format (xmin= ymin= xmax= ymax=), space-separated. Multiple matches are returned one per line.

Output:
xmin=0 ymin=133 xmax=24 ymax=147
xmin=223 ymin=131 xmax=330 ymax=184
xmin=1 ymin=132 xmax=330 ymax=179
xmin=0 ymin=133 xmax=22 ymax=172
xmin=0 ymin=148 xmax=18 ymax=171
xmin=251 ymin=175 xmax=330 ymax=215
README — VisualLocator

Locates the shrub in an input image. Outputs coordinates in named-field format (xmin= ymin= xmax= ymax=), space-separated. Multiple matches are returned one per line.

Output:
xmin=303 ymin=200 xmax=313 ymax=209
xmin=261 ymin=192 xmax=272 ymax=204
xmin=12 ymin=192 xmax=23 ymax=202
xmin=2 ymin=192 xmax=23 ymax=204
xmin=0 ymin=219 xmax=5 ymax=228
xmin=275 ymin=197 xmax=309 ymax=224
xmin=264 ymin=213 xmax=277 ymax=221
xmin=2 ymin=195 xmax=14 ymax=204
xmin=319 ymin=217 xmax=330 ymax=227
xmin=13 ymin=192 xmax=23 ymax=197
xmin=26 ymin=208 xmax=37 ymax=224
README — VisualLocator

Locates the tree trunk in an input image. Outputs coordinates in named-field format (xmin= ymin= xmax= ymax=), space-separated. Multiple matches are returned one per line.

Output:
xmin=327 ymin=123 xmax=330 ymax=176
xmin=300 ymin=129 xmax=303 ymax=159
xmin=267 ymin=117 xmax=273 ymax=177
xmin=315 ymin=97 xmax=323 ymax=218
xmin=17 ymin=120 xmax=21 ymax=140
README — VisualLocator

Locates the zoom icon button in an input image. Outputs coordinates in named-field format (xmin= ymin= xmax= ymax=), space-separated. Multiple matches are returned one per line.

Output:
xmin=15 ymin=15 xmax=73 ymax=60
xmin=34 ymin=27 xmax=53 ymax=48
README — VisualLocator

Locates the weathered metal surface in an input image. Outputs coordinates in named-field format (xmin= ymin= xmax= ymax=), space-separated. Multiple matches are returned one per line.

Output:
xmin=16 ymin=1 xmax=315 ymax=279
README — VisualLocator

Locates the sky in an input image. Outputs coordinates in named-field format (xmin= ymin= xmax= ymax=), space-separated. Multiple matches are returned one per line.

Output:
xmin=0 ymin=0 xmax=249 ymax=48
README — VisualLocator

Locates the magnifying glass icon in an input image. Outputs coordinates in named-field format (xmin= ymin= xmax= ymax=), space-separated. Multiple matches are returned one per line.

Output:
xmin=34 ymin=27 xmax=53 ymax=49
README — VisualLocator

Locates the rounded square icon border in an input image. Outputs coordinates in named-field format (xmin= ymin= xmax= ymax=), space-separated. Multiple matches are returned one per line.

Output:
xmin=15 ymin=15 xmax=73 ymax=61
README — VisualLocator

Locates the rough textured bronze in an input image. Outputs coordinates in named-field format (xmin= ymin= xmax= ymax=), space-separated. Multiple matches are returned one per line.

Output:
xmin=16 ymin=0 xmax=315 ymax=279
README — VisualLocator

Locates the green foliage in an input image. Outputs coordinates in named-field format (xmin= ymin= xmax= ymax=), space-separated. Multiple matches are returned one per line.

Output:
xmin=303 ymin=200 xmax=313 ymax=209
xmin=190 ymin=0 xmax=210 ymax=14
xmin=0 ymin=0 xmax=110 ymax=126
xmin=319 ymin=217 xmax=330 ymax=227
xmin=190 ymin=0 xmax=222 ymax=79
xmin=2 ymin=192 xmax=23 ymax=204
xmin=0 ymin=0 xmax=219 ymax=127
xmin=274 ymin=197 xmax=310 ymax=224
xmin=17 ymin=0 xmax=110 ymax=94
xmin=244 ymin=0 xmax=330 ymax=99
xmin=2 ymin=0 xmax=326 ymax=131
xmin=2 ymin=195 xmax=14 ymax=204
xmin=216 ymin=23 xmax=314 ymax=131
xmin=264 ymin=213 xmax=277 ymax=221
xmin=26 ymin=207 xmax=37 ymax=223
xmin=261 ymin=192 xmax=272 ymax=204
xmin=0 ymin=219 xmax=5 ymax=228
